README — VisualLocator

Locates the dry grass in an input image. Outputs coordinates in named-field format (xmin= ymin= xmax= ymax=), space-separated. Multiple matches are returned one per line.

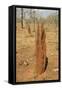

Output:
xmin=16 ymin=22 xmax=59 ymax=82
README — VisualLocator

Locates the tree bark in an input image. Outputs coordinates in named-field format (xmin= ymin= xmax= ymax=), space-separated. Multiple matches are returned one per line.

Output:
xmin=21 ymin=8 xmax=23 ymax=28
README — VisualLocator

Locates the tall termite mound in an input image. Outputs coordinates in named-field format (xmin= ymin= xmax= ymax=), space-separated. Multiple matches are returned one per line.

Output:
xmin=36 ymin=22 xmax=46 ymax=76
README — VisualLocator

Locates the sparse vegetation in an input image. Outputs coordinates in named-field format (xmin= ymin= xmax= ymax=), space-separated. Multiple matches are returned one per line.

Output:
xmin=16 ymin=8 xmax=59 ymax=82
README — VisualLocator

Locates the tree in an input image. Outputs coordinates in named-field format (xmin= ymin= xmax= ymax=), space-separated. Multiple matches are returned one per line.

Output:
xmin=21 ymin=8 xmax=23 ymax=28
xmin=31 ymin=10 xmax=36 ymax=32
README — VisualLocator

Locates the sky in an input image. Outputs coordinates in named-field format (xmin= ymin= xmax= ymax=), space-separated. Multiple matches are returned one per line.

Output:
xmin=16 ymin=8 xmax=58 ymax=18
xmin=37 ymin=9 xmax=58 ymax=18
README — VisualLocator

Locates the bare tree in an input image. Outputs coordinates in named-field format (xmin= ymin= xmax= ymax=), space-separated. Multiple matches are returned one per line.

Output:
xmin=21 ymin=8 xmax=23 ymax=28
xmin=32 ymin=10 xmax=36 ymax=32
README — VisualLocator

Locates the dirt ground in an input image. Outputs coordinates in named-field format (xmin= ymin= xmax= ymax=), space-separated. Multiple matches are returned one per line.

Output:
xmin=16 ymin=23 xmax=59 ymax=82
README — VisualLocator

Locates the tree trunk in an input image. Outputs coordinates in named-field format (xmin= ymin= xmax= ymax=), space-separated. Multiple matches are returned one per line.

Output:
xmin=21 ymin=8 xmax=23 ymax=28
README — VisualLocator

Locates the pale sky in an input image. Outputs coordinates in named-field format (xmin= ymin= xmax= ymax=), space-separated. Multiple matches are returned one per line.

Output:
xmin=16 ymin=8 xmax=58 ymax=18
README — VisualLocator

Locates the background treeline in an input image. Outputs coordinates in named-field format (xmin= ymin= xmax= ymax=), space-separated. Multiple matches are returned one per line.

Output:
xmin=16 ymin=8 xmax=59 ymax=29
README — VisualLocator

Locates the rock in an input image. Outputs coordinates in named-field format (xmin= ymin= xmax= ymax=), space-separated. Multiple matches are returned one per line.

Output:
xmin=23 ymin=60 xmax=29 ymax=66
